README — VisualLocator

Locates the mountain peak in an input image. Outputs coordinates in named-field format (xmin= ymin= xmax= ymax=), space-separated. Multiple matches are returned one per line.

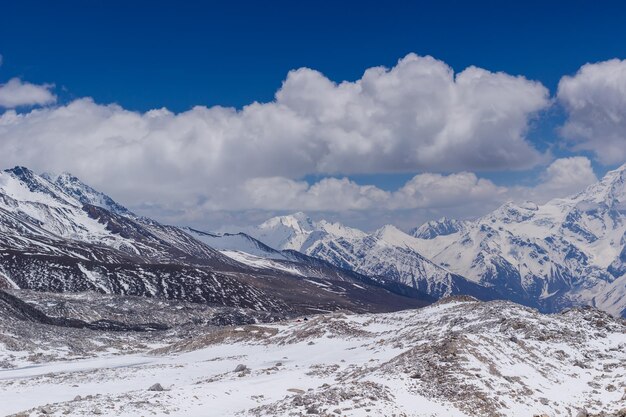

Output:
xmin=316 ymin=219 xmax=368 ymax=240
xmin=412 ymin=217 xmax=466 ymax=239
xmin=374 ymin=224 xmax=403 ymax=236
xmin=484 ymin=200 xmax=539 ymax=224
xmin=56 ymin=171 xmax=79 ymax=182
xmin=52 ymin=172 xmax=133 ymax=216
xmin=575 ymin=163 xmax=626 ymax=207
xmin=4 ymin=166 xmax=37 ymax=182
xmin=251 ymin=212 xmax=316 ymax=251
xmin=1 ymin=166 xmax=72 ymax=204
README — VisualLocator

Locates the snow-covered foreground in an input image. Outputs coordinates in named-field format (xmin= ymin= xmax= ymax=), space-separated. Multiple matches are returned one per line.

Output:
xmin=1 ymin=298 xmax=625 ymax=417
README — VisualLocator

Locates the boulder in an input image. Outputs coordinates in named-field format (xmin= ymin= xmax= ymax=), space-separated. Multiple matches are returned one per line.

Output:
xmin=148 ymin=383 xmax=165 ymax=392
xmin=234 ymin=364 xmax=248 ymax=372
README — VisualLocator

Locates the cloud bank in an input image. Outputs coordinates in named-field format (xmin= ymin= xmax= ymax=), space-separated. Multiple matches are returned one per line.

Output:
xmin=238 ymin=157 xmax=596 ymax=212
xmin=0 ymin=54 xmax=621 ymax=229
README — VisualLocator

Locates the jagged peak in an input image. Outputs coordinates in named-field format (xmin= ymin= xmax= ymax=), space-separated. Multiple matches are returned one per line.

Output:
xmin=0 ymin=166 xmax=74 ymax=205
xmin=56 ymin=171 xmax=79 ymax=181
xmin=495 ymin=200 xmax=538 ymax=211
xmin=575 ymin=162 xmax=626 ymax=206
xmin=4 ymin=166 xmax=37 ymax=180
xmin=490 ymin=200 xmax=538 ymax=216
xmin=423 ymin=216 xmax=459 ymax=227
xmin=45 ymin=170 xmax=134 ymax=216
xmin=374 ymin=224 xmax=404 ymax=237
xmin=412 ymin=216 xmax=466 ymax=239
xmin=40 ymin=171 xmax=57 ymax=182
xmin=472 ymin=200 xmax=540 ymax=226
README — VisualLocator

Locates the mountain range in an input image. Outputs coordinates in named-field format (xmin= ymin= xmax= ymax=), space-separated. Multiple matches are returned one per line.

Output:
xmin=0 ymin=166 xmax=432 ymax=316
xmin=202 ymin=164 xmax=626 ymax=318
xmin=2 ymin=164 xmax=626 ymax=416
xmin=2 ymin=164 xmax=626 ymax=318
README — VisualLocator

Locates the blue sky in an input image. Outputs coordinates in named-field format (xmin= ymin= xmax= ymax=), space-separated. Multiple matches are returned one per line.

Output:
xmin=2 ymin=1 xmax=625 ymax=111
xmin=1 ymin=1 xmax=626 ymax=230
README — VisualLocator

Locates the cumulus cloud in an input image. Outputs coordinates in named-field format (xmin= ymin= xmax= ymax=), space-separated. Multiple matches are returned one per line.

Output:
xmin=0 ymin=54 xmax=577 ymax=229
xmin=241 ymin=177 xmax=390 ymax=211
xmin=535 ymin=156 xmax=597 ymax=196
xmin=391 ymin=172 xmax=507 ymax=209
xmin=238 ymin=173 xmax=505 ymax=212
xmin=0 ymin=78 xmax=56 ymax=108
xmin=558 ymin=59 xmax=626 ymax=164
xmin=276 ymin=55 xmax=550 ymax=172
xmin=229 ymin=157 xmax=594 ymax=215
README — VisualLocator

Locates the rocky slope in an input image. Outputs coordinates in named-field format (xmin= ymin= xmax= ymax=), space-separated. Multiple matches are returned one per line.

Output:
xmin=0 ymin=166 xmax=432 ymax=315
xmin=1 ymin=296 xmax=624 ymax=416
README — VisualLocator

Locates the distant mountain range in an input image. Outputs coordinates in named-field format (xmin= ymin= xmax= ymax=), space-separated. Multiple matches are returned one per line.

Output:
xmin=203 ymin=165 xmax=626 ymax=318
xmin=2 ymin=164 xmax=626 ymax=318
xmin=212 ymin=213 xmax=501 ymax=301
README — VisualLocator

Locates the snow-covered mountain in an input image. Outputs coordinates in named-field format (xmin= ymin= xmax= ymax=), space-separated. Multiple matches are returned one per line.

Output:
xmin=184 ymin=227 xmax=420 ymax=287
xmin=410 ymin=164 xmax=626 ymax=317
xmin=0 ymin=166 xmax=432 ymax=315
xmin=235 ymin=166 xmax=626 ymax=317
xmin=241 ymin=213 xmax=499 ymax=300
xmin=410 ymin=217 xmax=468 ymax=239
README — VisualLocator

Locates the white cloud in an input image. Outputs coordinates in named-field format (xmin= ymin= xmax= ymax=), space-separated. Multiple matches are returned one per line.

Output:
xmin=208 ymin=157 xmax=593 ymax=216
xmin=390 ymin=172 xmax=507 ymax=209
xmin=535 ymin=156 xmax=597 ymax=196
xmin=0 ymin=54 xmax=570 ymax=229
xmin=0 ymin=78 xmax=56 ymax=108
xmin=241 ymin=177 xmax=390 ymax=211
xmin=558 ymin=59 xmax=626 ymax=164
xmin=276 ymin=54 xmax=550 ymax=172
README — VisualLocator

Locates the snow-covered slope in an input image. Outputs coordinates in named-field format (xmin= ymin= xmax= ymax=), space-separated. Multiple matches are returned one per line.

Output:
xmin=184 ymin=227 xmax=435 ymax=299
xmin=411 ymin=217 xmax=468 ymax=239
xmin=411 ymin=164 xmax=626 ymax=317
xmin=185 ymin=228 xmax=292 ymax=261
xmin=0 ymin=166 xmax=432 ymax=314
xmin=243 ymin=213 xmax=498 ymax=300
xmin=2 ymin=295 xmax=624 ymax=417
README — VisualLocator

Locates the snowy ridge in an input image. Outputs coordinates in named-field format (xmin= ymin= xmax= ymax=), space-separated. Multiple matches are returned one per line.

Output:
xmin=411 ymin=217 xmax=468 ymax=239
xmin=243 ymin=214 xmax=498 ymax=300
xmin=251 ymin=212 xmax=317 ymax=250
xmin=236 ymin=165 xmax=626 ymax=316
xmin=410 ymin=163 xmax=626 ymax=317
xmin=184 ymin=227 xmax=432 ymax=290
